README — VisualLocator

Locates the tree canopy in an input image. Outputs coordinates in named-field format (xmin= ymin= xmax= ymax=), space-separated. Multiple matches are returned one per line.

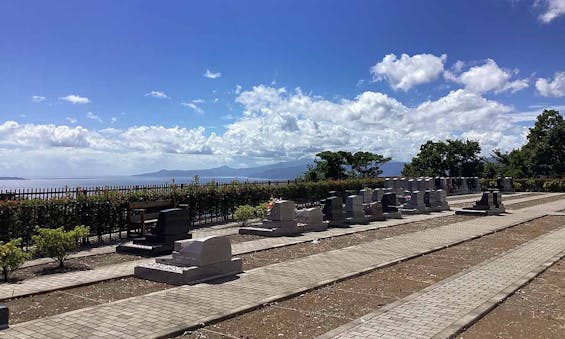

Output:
xmin=401 ymin=139 xmax=483 ymax=177
xmin=485 ymin=109 xmax=565 ymax=178
xmin=302 ymin=150 xmax=391 ymax=181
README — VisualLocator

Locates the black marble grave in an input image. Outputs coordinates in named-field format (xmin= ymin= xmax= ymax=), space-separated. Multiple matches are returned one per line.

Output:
xmin=117 ymin=208 xmax=192 ymax=256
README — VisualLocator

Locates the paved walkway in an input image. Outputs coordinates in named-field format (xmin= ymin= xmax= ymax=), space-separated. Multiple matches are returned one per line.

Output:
xmin=2 ymin=200 xmax=565 ymax=338
xmin=319 ymin=226 xmax=565 ymax=339
xmin=3 ymin=193 xmax=563 ymax=300
xmin=1 ymin=211 xmax=453 ymax=300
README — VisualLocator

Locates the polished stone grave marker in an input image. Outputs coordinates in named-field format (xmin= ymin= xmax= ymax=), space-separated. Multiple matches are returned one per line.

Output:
xmin=117 ymin=208 xmax=191 ymax=255
xmin=135 ymin=235 xmax=242 ymax=285
xmin=239 ymin=200 xmax=300 ymax=236
xmin=296 ymin=207 xmax=328 ymax=232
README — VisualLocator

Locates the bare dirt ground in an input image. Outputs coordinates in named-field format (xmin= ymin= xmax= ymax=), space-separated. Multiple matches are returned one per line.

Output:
xmin=4 ymin=213 xmax=473 ymax=323
xmin=6 ymin=252 xmax=145 ymax=282
xmin=5 ymin=195 xmax=564 ymax=330
xmin=458 ymin=257 xmax=565 ymax=339
xmin=178 ymin=216 xmax=565 ymax=339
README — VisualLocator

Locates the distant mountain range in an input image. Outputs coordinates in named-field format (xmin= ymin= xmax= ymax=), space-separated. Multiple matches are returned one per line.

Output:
xmin=0 ymin=177 xmax=26 ymax=180
xmin=135 ymin=159 xmax=405 ymax=179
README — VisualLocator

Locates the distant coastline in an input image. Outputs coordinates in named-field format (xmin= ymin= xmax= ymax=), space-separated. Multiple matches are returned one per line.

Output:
xmin=0 ymin=177 xmax=26 ymax=180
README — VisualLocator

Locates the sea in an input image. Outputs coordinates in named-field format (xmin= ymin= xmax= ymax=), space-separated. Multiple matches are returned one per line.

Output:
xmin=0 ymin=176 xmax=273 ymax=191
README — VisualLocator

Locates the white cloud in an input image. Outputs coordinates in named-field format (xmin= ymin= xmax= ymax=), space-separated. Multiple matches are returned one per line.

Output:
xmin=111 ymin=117 xmax=118 ymax=124
xmin=181 ymin=102 xmax=204 ymax=114
xmin=536 ymin=72 xmax=565 ymax=97
xmin=204 ymin=69 xmax=222 ymax=79
xmin=445 ymin=59 xmax=529 ymax=94
xmin=537 ymin=0 xmax=565 ymax=23
xmin=370 ymin=53 xmax=447 ymax=91
xmin=60 ymin=94 xmax=91 ymax=104
xmin=191 ymin=98 xmax=205 ymax=104
xmin=65 ymin=117 xmax=77 ymax=124
xmin=86 ymin=112 xmax=103 ymax=123
xmin=32 ymin=96 xmax=46 ymax=103
xmin=235 ymin=85 xmax=242 ymax=94
xmin=144 ymin=90 xmax=170 ymax=99
xmin=0 ymin=84 xmax=531 ymax=176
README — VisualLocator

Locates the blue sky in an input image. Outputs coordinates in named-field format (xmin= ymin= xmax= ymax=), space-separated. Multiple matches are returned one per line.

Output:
xmin=0 ymin=0 xmax=564 ymax=177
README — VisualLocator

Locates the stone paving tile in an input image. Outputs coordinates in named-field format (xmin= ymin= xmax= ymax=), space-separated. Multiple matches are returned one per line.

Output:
xmin=0 ymin=211 xmax=452 ymax=300
xmin=320 ymin=227 xmax=565 ymax=339
xmin=2 ymin=199 xmax=565 ymax=338
xmin=1 ymin=194 xmax=562 ymax=302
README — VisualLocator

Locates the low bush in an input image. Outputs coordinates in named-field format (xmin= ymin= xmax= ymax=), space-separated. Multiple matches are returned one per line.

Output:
xmin=0 ymin=238 xmax=30 ymax=281
xmin=32 ymin=225 xmax=90 ymax=268
xmin=234 ymin=205 xmax=255 ymax=226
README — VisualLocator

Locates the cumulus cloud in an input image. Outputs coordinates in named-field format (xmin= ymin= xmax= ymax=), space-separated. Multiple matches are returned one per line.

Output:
xmin=235 ymin=85 xmax=242 ymax=94
xmin=370 ymin=53 xmax=447 ymax=91
xmin=445 ymin=59 xmax=529 ymax=94
xmin=60 ymin=94 xmax=90 ymax=104
xmin=537 ymin=0 xmax=565 ymax=23
xmin=1 ymin=84 xmax=530 ymax=176
xmin=32 ymin=95 xmax=46 ymax=103
xmin=145 ymin=90 xmax=170 ymax=99
xmin=65 ymin=117 xmax=77 ymax=124
xmin=536 ymin=72 xmax=565 ymax=97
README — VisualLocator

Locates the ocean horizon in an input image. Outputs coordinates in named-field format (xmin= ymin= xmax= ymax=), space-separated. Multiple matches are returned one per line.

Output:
xmin=0 ymin=175 xmax=276 ymax=191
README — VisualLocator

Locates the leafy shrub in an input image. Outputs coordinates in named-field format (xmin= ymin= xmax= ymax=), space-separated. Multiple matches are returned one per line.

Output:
xmin=254 ymin=202 xmax=269 ymax=219
xmin=234 ymin=205 xmax=255 ymax=226
xmin=32 ymin=225 xmax=90 ymax=268
xmin=0 ymin=238 xmax=30 ymax=281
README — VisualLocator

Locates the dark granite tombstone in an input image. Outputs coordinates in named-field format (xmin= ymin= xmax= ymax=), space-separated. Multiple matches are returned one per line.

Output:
xmin=456 ymin=191 xmax=505 ymax=215
xmin=117 ymin=208 xmax=192 ymax=255
xmin=323 ymin=196 xmax=347 ymax=227
xmin=0 ymin=305 xmax=8 ymax=330
xmin=381 ymin=192 xmax=398 ymax=212
xmin=381 ymin=192 xmax=402 ymax=218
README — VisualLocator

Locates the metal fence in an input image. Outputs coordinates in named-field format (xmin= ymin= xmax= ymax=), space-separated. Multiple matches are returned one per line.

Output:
xmin=0 ymin=180 xmax=294 ymax=201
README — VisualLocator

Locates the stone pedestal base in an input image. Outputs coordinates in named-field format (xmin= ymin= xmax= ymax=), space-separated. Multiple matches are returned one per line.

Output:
xmin=299 ymin=221 xmax=329 ymax=232
xmin=346 ymin=216 xmax=369 ymax=225
xmin=116 ymin=234 xmax=192 ymax=256
xmin=134 ymin=258 xmax=243 ymax=285
xmin=384 ymin=211 xmax=402 ymax=219
xmin=239 ymin=226 xmax=302 ymax=237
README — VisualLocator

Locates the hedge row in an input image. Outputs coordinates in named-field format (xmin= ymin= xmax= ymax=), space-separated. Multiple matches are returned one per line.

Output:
xmin=480 ymin=178 xmax=565 ymax=192
xmin=0 ymin=178 xmax=383 ymax=245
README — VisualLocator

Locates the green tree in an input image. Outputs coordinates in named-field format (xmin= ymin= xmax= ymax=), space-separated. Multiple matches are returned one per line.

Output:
xmin=483 ymin=149 xmax=531 ymax=178
xmin=346 ymin=151 xmax=391 ymax=178
xmin=402 ymin=139 xmax=484 ymax=177
xmin=522 ymin=109 xmax=565 ymax=177
xmin=32 ymin=225 xmax=90 ymax=268
xmin=0 ymin=238 xmax=30 ymax=282
xmin=302 ymin=150 xmax=390 ymax=181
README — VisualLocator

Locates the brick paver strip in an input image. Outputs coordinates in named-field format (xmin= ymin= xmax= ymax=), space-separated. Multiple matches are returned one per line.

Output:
xmin=2 ymin=199 xmax=565 ymax=338
xmin=320 ymin=226 xmax=565 ymax=339
xmin=2 ymin=194 xmax=563 ymax=301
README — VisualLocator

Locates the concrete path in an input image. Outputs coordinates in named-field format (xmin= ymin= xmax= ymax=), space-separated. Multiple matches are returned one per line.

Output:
xmin=2 ymin=199 xmax=565 ymax=338
xmin=319 ymin=226 xmax=565 ymax=339
xmin=0 ymin=211 xmax=453 ymax=300
xmin=3 ymin=193 xmax=563 ymax=300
